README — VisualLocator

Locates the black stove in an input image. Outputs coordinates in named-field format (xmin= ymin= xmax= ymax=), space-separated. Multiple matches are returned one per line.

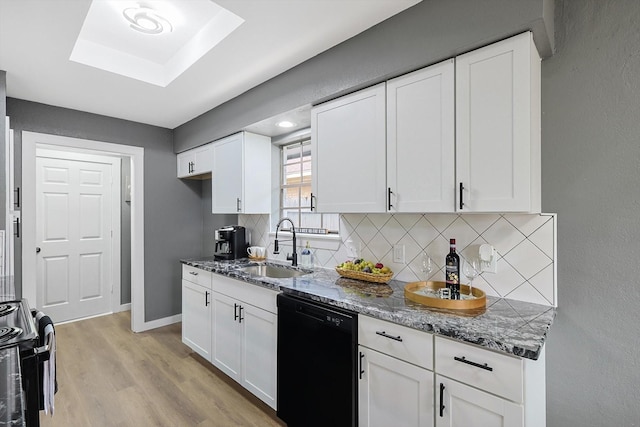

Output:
xmin=0 ymin=303 xmax=19 ymax=317
xmin=0 ymin=300 xmax=38 ymax=351
xmin=0 ymin=299 xmax=46 ymax=427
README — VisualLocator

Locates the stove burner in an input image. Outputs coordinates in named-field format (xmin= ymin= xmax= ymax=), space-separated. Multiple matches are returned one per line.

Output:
xmin=0 ymin=304 xmax=19 ymax=317
xmin=0 ymin=326 xmax=22 ymax=342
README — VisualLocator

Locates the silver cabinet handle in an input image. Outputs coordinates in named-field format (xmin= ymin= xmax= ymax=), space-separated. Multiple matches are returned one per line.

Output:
xmin=189 ymin=271 xmax=198 ymax=276
xmin=236 ymin=197 xmax=241 ymax=212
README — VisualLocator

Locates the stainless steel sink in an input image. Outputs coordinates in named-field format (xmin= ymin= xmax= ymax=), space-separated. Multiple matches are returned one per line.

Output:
xmin=238 ymin=264 xmax=311 ymax=279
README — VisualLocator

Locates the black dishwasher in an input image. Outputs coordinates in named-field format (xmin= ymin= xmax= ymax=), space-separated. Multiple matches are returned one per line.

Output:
xmin=277 ymin=293 xmax=357 ymax=427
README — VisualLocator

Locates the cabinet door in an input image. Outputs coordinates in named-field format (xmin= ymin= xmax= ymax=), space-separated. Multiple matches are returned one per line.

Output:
xmin=311 ymin=83 xmax=387 ymax=213
xmin=436 ymin=375 xmax=523 ymax=427
xmin=211 ymin=291 xmax=242 ymax=381
xmin=456 ymin=32 xmax=540 ymax=212
xmin=212 ymin=133 xmax=243 ymax=213
xmin=181 ymin=280 xmax=211 ymax=361
xmin=359 ymin=346 xmax=433 ymax=427
xmin=193 ymin=144 xmax=213 ymax=175
xmin=387 ymin=59 xmax=455 ymax=212
xmin=177 ymin=151 xmax=195 ymax=178
xmin=241 ymin=304 xmax=277 ymax=409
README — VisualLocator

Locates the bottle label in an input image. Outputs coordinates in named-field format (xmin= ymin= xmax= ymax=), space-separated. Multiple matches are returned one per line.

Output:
xmin=445 ymin=265 xmax=459 ymax=285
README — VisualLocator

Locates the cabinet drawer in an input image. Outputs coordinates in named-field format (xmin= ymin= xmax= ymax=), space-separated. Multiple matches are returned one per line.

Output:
xmin=182 ymin=265 xmax=212 ymax=289
xmin=435 ymin=336 xmax=523 ymax=403
xmin=213 ymin=275 xmax=278 ymax=314
xmin=358 ymin=315 xmax=433 ymax=370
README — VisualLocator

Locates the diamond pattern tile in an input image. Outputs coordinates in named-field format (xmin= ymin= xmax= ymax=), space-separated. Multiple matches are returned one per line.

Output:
xmin=245 ymin=212 xmax=556 ymax=306
xmin=443 ymin=216 xmax=479 ymax=251
xmin=395 ymin=214 xmax=422 ymax=231
xmin=529 ymin=219 xmax=555 ymax=259
xmin=354 ymin=216 xmax=378 ymax=245
xmin=462 ymin=214 xmax=500 ymax=235
xmin=507 ymin=282 xmax=549 ymax=306
xmin=482 ymin=218 xmax=526 ymax=256
xmin=425 ymin=214 xmax=457 ymax=233
xmin=529 ymin=264 xmax=555 ymax=305
xmin=379 ymin=216 xmax=406 ymax=246
xmin=408 ymin=217 xmax=440 ymax=248
xmin=504 ymin=239 xmax=552 ymax=280
xmin=504 ymin=213 xmax=551 ymax=237
xmin=484 ymin=258 xmax=525 ymax=296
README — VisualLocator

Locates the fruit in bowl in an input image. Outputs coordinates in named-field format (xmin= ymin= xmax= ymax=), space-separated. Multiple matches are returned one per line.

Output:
xmin=337 ymin=259 xmax=392 ymax=276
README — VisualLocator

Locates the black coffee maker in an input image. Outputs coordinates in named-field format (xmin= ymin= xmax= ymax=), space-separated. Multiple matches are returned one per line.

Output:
xmin=214 ymin=225 xmax=248 ymax=260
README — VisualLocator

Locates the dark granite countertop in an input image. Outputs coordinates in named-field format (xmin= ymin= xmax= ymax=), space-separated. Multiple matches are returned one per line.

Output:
xmin=181 ymin=258 xmax=556 ymax=360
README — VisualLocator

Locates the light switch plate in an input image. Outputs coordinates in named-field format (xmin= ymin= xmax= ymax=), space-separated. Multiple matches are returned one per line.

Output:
xmin=393 ymin=244 xmax=405 ymax=264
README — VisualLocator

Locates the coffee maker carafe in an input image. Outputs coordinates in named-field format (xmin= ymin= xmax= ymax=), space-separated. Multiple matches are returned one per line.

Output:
xmin=214 ymin=225 xmax=248 ymax=260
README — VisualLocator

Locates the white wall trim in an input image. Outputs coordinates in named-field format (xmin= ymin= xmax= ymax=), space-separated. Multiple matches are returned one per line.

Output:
xmin=116 ymin=303 xmax=131 ymax=313
xmin=138 ymin=313 xmax=182 ymax=331
xmin=22 ymin=131 xmax=147 ymax=332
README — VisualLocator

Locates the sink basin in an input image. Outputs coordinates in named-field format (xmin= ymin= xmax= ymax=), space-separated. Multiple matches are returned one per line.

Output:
xmin=238 ymin=264 xmax=311 ymax=279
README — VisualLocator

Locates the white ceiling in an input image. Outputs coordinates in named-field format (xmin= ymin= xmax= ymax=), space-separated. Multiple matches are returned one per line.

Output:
xmin=0 ymin=0 xmax=420 ymax=129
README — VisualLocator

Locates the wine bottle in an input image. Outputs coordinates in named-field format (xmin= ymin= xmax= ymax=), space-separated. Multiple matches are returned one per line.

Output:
xmin=445 ymin=239 xmax=460 ymax=300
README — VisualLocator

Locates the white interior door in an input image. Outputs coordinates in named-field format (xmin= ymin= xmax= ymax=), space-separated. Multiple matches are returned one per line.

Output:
xmin=35 ymin=150 xmax=120 ymax=323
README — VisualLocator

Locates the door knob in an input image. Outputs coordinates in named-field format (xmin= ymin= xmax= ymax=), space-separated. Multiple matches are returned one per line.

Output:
xmin=36 ymin=247 xmax=41 ymax=253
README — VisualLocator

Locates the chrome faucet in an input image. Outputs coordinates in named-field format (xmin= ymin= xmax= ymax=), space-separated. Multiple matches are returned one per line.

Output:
xmin=274 ymin=217 xmax=298 ymax=266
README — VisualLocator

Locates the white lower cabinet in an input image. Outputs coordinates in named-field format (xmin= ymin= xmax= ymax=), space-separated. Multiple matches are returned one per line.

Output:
xmin=434 ymin=336 xmax=545 ymax=427
xmin=358 ymin=318 xmax=546 ymax=427
xmin=210 ymin=276 xmax=278 ymax=409
xmin=181 ymin=267 xmax=277 ymax=409
xmin=359 ymin=346 xmax=434 ymax=427
xmin=181 ymin=266 xmax=213 ymax=362
xmin=211 ymin=291 xmax=242 ymax=378
xmin=358 ymin=315 xmax=434 ymax=427
xmin=436 ymin=375 xmax=523 ymax=427
xmin=181 ymin=280 xmax=212 ymax=361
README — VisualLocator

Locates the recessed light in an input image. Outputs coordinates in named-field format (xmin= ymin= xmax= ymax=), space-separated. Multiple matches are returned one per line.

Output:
xmin=277 ymin=121 xmax=296 ymax=128
xmin=123 ymin=5 xmax=173 ymax=35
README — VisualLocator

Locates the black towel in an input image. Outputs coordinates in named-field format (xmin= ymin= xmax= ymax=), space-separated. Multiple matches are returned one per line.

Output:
xmin=31 ymin=309 xmax=57 ymax=414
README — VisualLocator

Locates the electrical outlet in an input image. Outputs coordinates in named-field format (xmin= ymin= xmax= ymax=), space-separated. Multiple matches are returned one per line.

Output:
xmin=393 ymin=244 xmax=405 ymax=264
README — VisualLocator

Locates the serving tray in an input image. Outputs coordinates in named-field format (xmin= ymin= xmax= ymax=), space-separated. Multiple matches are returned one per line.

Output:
xmin=404 ymin=281 xmax=486 ymax=310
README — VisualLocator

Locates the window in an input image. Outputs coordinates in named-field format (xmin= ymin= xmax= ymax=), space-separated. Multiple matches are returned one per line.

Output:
xmin=280 ymin=140 xmax=339 ymax=234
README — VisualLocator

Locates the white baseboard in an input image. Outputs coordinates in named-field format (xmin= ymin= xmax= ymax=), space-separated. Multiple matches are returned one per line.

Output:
xmin=116 ymin=303 xmax=131 ymax=313
xmin=135 ymin=313 xmax=182 ymax=332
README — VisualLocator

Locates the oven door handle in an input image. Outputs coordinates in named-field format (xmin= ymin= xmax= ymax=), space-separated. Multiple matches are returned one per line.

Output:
xmin=34 ymin=344 xmax=51 ymax=362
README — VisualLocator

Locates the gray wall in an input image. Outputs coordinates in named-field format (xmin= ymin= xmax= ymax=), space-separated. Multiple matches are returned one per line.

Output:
xmin=542 ymin=1 xmax=640 ymax=425
xmin=174 ymin=0 xmax=554 ymax=151
xmin=6 ymin=98 xmax=204 ymax=322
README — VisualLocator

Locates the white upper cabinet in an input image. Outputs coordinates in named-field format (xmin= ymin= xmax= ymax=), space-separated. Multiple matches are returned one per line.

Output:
xmin=211 ymin=132 xmax=271 ymax=214
xmin=311 ymin=32 xmax=541 ymax=214
xmin=456 ymin=32 xmax=541 ymax=213
xmin=177 ymin=143 xmax=213 ymax=178
xmin=387 ymin=59 xmax=455 ymax=212
xmin=311 ymin=83 xmax=387 ymax=213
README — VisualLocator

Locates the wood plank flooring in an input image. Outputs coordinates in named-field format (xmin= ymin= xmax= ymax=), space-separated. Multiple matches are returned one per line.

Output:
xmin=40 ymin=311 xmax=285 ymax=427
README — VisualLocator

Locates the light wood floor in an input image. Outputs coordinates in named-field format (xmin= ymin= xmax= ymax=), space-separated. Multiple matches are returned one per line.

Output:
xmin=40 ymin=311 xmax=285 ymax=427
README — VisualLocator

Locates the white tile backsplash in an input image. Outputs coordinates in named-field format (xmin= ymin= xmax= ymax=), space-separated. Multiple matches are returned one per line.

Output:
xmin=239 ymin=212 xmax=558 ymax=307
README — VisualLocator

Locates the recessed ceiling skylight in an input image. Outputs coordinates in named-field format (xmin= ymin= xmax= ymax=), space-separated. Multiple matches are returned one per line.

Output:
xmin=70 ymin=0 xmax=244 ymax=87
